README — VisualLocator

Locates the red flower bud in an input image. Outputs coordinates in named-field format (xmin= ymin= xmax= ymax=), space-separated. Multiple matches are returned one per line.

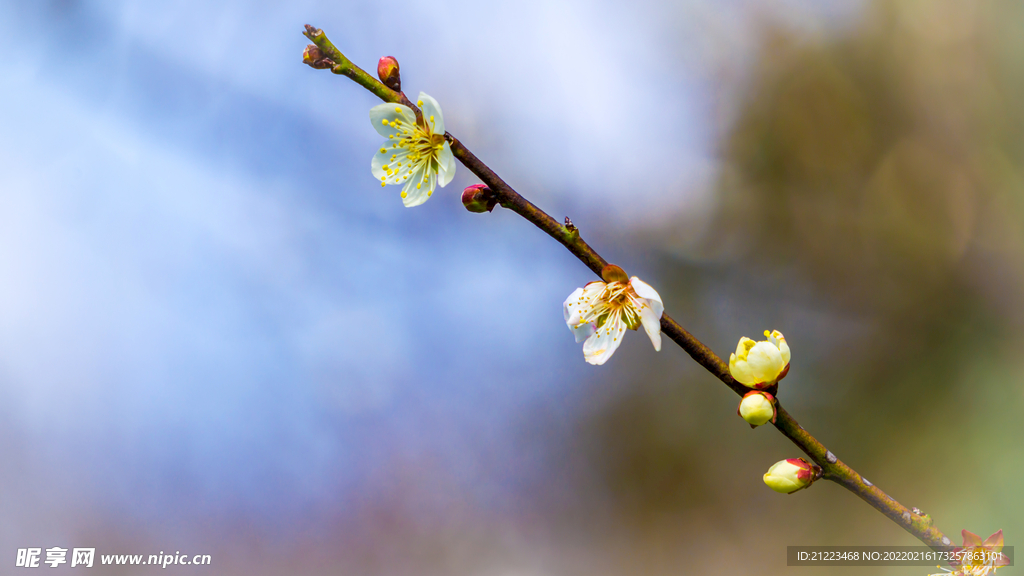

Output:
xmin=462 ymin=184 xmax=497 ymax=213
xmin=377 ymin=56 xmax=401 ymax=91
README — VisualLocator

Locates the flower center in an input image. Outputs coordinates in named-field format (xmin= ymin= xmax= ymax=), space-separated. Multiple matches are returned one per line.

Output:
xmin=391 ymin=116 xmax=442 ymax=169
xmin=580 ymin=282 xmax=644 ymax=331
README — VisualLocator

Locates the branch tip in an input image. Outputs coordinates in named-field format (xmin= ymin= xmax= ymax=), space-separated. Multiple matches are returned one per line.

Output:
xmin=303 ymin=24 xmax=322 ymax=40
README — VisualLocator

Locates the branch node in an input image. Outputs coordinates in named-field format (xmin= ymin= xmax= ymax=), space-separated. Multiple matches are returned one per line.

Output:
xmin=825 ymin=450 xmax=837 ymax=464
xmin=563 ymin=217 xmax=580 ymax=241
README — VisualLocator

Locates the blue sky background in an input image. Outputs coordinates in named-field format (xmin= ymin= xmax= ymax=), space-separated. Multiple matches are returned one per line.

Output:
xmin=10 ymin=2 xmax=1022 ymax=575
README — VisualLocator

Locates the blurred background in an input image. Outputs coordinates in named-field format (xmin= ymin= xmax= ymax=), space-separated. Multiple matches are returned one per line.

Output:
xmin=2 ymin=0 xmax=1022 ymax=574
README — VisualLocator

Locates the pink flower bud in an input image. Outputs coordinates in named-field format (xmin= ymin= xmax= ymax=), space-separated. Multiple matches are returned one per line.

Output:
xmin=377 ymin=56 xmax=401 ymax=91
xmin=462 ymin=184 xmax=497 ymax=213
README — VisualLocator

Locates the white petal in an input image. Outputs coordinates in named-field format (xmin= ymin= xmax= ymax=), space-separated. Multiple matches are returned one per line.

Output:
xmin=735 ymin=336 xmax=755 ymax=359
xmin=581 ymin=281 xmax=607 ymax=298
xmin=445 ymin=142 xmax=457 ymax=174
xmin=730 ymin=354 xmax=756 ymax=386
xmin=572 ymin=322 xmax=596 ymax=343
xmin=747 ymin=341 xmax=785 ymax=383
xmin=417 ymin=92 xmax=445 ymax=135
xmin=401 ymin=165 xmax=430 ymax=207
xmin=564 ymin=288 xmax=597 ymax=343
xmin=582 ymin=317 xmax=626 ymax=365
xmin=629 ymin=277 xmax=664 ymax=317
xmin=427 ymin=169 xmax=438 ymax=198
xmin=774 ymin=332 xmax=791 ymax=365
xmin=369 ymin=102 xmax=417 ymax=138
xmin=436 ymin=142 xmax=455 ymax=187
xmin=564 ymin=287 xmax=586 ymax=324
xmin=371 ymin=144 xmax=410 ymax=181
xmin=639 ymin=303 xmax=662 ymax=351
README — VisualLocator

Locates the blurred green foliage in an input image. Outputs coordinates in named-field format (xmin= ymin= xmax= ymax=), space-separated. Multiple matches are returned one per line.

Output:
xmin=567 ymin=2 xmax=1024 ymax=574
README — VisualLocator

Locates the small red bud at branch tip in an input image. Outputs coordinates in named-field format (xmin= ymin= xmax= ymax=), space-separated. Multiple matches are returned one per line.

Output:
xmin=462 ymin=184 xmax=498 ymax=213
xmin=377 ymin=56 xmax=401 ymax=91
xmin=600 ymin=264 xmax=628 ymax=284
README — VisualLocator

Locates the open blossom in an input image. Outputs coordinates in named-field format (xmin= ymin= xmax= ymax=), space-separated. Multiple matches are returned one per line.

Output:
xmin=929 ymin=530 xmax=1010 ymax=576
xmin=369 ymin=92 xmax=456 ymax=207
xmin=563 ymin=267 xmax=663 ymax=366
xmin=729 ymin=330 xmax=791 ymax=389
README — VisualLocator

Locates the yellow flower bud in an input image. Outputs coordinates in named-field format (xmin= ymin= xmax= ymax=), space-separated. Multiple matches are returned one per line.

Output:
xmin=738 ymin=390 xmax=776 ymax=428
xmin=763 ymin=458 xmax=818 ymax=494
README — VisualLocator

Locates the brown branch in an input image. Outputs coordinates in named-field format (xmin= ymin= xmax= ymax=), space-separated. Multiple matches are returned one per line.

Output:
xmin=300 ymin=25 xmax=954 ymax=550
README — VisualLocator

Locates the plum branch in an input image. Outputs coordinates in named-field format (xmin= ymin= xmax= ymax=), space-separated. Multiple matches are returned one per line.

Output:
xmin=301 ymin=24 xmax=953 ymax=549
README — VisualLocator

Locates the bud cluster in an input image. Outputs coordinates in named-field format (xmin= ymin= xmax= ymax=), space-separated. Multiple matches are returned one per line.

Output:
xmin=725 ymin=330 xmax=823 ymax=494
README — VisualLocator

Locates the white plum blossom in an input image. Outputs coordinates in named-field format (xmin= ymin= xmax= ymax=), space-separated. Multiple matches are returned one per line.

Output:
xmin=563 ymin=273 xmax=664 ymax=366
xmin=369 ymin=92 xmax=456 ymax=207
xmin=729 ymin=330 xmax=791 ymax=389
